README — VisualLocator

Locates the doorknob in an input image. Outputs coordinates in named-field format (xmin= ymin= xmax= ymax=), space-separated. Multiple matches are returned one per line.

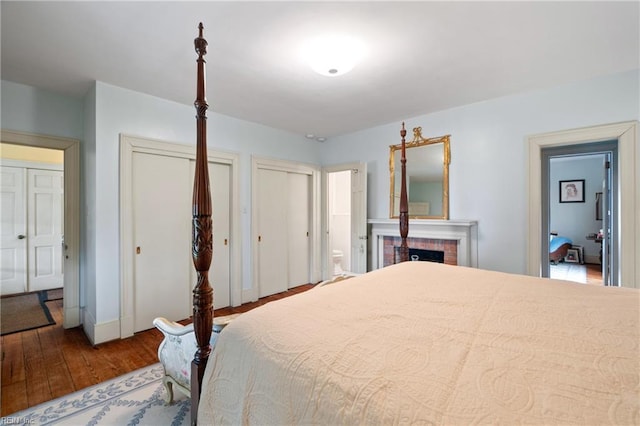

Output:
xmin=17 ymin=234 xmax=26 ymax=240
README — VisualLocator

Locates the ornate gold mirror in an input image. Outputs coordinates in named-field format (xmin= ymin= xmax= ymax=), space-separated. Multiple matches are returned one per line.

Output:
xmin=389 ymin=127 xmax=450 ymax=219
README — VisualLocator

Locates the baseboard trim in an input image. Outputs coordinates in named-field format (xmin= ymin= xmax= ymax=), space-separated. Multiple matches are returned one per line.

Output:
xmin=242 ymin=288 xmax=258 ymax=304
xmin=63 ymin=305 xmax=81 ymax=329
xmin=82 ymin=309 xmax=121 ymax=345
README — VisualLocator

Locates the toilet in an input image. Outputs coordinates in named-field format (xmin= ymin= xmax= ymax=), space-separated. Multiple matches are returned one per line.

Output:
xmin=332 ymin=250 xmax=344 ymax=275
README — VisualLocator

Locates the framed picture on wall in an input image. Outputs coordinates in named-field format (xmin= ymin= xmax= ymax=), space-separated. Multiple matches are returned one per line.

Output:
xmin=559 ymin=179 xmax=585 ymax=203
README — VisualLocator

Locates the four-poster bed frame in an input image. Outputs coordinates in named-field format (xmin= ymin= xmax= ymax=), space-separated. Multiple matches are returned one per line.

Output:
xmin=186 ymin=25 xmax=413 ymax=421
xmin=187 ymin=24 xmax=638 ymax=425
xmin=190 ymin=23 xmax=214 ymax=424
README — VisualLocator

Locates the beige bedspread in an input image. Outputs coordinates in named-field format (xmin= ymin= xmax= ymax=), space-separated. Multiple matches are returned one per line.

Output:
xmin=199 ymin=262 xmax=639 ymax=425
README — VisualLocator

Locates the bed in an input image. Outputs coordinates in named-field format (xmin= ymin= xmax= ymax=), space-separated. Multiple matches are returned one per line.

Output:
xmin=188 ymin=25 xmax=639 ymax=424
xmin=549 ymin=234 xmax=573 ymax=264
xmin=199 ymin=262 xmax=639 ymax=424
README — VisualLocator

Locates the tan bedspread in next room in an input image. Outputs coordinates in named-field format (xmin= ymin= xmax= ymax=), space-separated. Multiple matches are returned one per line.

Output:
xmin=199 ymin=262 xmax=639 ymax=425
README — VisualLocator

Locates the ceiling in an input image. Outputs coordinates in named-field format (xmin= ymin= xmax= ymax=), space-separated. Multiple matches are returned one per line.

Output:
xmin=2 ymin=1 xmax=638 ymax=140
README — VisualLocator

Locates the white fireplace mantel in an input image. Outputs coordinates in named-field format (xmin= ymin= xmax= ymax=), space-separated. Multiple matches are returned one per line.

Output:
xmin=368 ymin=219 xmax=478 ymax=269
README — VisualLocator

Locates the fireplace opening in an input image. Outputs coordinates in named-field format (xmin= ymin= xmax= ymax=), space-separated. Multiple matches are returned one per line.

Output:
xmin=394 ymin=247 xmax=445 ymax=264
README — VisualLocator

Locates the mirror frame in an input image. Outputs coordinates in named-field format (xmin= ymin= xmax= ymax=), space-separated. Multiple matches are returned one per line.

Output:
xmin=389 ymin=127 xmax=451 ymax=219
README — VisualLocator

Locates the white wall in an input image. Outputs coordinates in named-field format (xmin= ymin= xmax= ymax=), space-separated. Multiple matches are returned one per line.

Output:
xmin=320 ymin=69 xmax=640 ymax=274
xmin=3 ymin=69 xmax=638 ymax=341
xmin=82 ymin=83 xmax=97 ymax=330
xmin=89 ymin=81 xmax=321 ymax=338
xmin=1 ymin=80 xmax=84 ymax=140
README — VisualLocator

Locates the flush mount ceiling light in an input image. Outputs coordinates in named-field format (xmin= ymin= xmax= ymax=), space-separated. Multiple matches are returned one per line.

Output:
xmin=303 ymin=35 xmax=365 ymax=77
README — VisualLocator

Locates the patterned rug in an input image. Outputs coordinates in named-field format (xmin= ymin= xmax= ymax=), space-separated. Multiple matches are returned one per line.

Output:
xmin=3 ymin=364 xmax=189 ymax=425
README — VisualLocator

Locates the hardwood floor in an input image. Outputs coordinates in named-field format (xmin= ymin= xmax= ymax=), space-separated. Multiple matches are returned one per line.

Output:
xmin=585 ymin=262 xmax=603 ymax=285
xmin=0 ymin=284 xmax=314 ymax=416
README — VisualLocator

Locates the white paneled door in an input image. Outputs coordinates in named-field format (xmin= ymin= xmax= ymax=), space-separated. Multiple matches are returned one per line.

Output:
xmin=1 ymin=166 xmax=63 ymax=296
xmin=1 ymin=166 xmax=27 ymax=295
xmin=27 ymin=169 xmax=64 ymax=292
xmin=350 ymin=163 xmax=367 ymax=274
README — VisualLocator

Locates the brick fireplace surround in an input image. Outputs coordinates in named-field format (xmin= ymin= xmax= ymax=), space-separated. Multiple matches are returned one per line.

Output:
xmin=383 ymin=236 xmax=457 ymax=267
xmin=368 ymin=219 xmax=478 ymax=270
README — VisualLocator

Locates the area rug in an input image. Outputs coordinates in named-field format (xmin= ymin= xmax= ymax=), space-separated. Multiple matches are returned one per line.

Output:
xmin=0 ymin=291 xmax=55 ymax=336
xmin=44 ymin=288 xmax=63 ymax=301
xmin=550 ymin=262 xmax=587 ymax=283
xmin=3 ymin=363 xmax=189 ymax=425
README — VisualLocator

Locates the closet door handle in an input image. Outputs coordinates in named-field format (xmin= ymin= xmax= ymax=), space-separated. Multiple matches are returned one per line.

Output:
xmin=17 ymin=234 xmax=26 ymax=240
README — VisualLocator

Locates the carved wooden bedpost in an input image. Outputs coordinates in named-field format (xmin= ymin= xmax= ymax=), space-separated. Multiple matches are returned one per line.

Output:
xmin=398 ymin=122 xmax=409 ymax=262
xmin=191 ymin=22 xmax=213 ymax=426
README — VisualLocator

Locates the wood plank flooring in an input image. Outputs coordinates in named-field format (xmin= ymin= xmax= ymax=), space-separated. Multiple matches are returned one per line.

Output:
xmin=585 ymin=262 xmax=603 ymax=285
xmin=1 ymin=284 xmax=314 ymax=416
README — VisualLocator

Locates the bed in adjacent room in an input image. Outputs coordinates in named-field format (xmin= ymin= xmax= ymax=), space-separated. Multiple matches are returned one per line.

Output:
xmin=549 ymin=233 xmax=573 ymax=264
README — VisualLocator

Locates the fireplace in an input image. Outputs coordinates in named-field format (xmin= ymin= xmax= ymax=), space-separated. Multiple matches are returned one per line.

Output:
xmin=368 ymin=219 xmax=478 ymax=269
xmin=385 ymin=236 xmax=456 ymax=267
xmin=403 ymin=247 xmax=445 ymax=263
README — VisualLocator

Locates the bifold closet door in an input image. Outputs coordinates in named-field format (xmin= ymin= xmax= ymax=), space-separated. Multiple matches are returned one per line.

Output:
xmin=27 ymin=169 xmax=64 ymax=292
xmin=0 ymin=166 xmax=27 ymax=295
xmin=0 ymin=167 xmax=64 ymax=295
xmin=132 ymin=152 xmax=191 ymax=332
xmin=190 ymin=160 xmax=231 ymax=309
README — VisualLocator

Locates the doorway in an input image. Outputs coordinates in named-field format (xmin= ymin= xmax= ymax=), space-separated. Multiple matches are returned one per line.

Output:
xmin=1 ymin=152 xmax=64 ymax=295
xmin=322 ymin=162 xmax=368 ymax=279
xmin=526 ymin=121 xmax=638 ymax=288
xmin=0 ymin=130 xmax=80 ymax=328
xmin=541 ymin=141 xmax=617 ymax=285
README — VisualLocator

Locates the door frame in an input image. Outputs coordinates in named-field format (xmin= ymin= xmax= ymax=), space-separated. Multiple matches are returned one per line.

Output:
xmin=541 ymin=144 xmax=617 ymax=283
xmin=119 ymin=134 xmax=240 ymax=338
xmin=527 ymin=121 xmax=638 ymax=288
xmin=0 ymin=129 xmax=81 ymax=327
xmin=321 ymin=162 xmax=368 ymax=279
xmin=251 ymin=156 xmax=321 ymax=302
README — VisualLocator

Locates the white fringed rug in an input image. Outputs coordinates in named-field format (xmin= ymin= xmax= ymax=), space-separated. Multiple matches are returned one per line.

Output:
xmin=550 ymin=262 xmax=587 ymax=283
xmin=3 ymin=364 xmax=189 ymax=425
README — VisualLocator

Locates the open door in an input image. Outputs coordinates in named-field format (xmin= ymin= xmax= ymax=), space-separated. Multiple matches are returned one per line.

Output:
xmin=323 ymin=162 xmax=367 ymax=278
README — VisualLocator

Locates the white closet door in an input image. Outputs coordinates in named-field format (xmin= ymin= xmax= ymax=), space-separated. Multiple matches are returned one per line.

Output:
xmin=190 ymin=160 xmax=231 ymax=309
xmin=27 ymin=169 xmax=64 ymax=292
xmin=257 ymin=168 xmax=288 ymax=297
xmin=133 ymin=152 xmax=191 ymax=332
xmin=0 ymin=166 xmax=27 ymax=295
xmin=287 ymin=172 xmax=310 ymax=288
